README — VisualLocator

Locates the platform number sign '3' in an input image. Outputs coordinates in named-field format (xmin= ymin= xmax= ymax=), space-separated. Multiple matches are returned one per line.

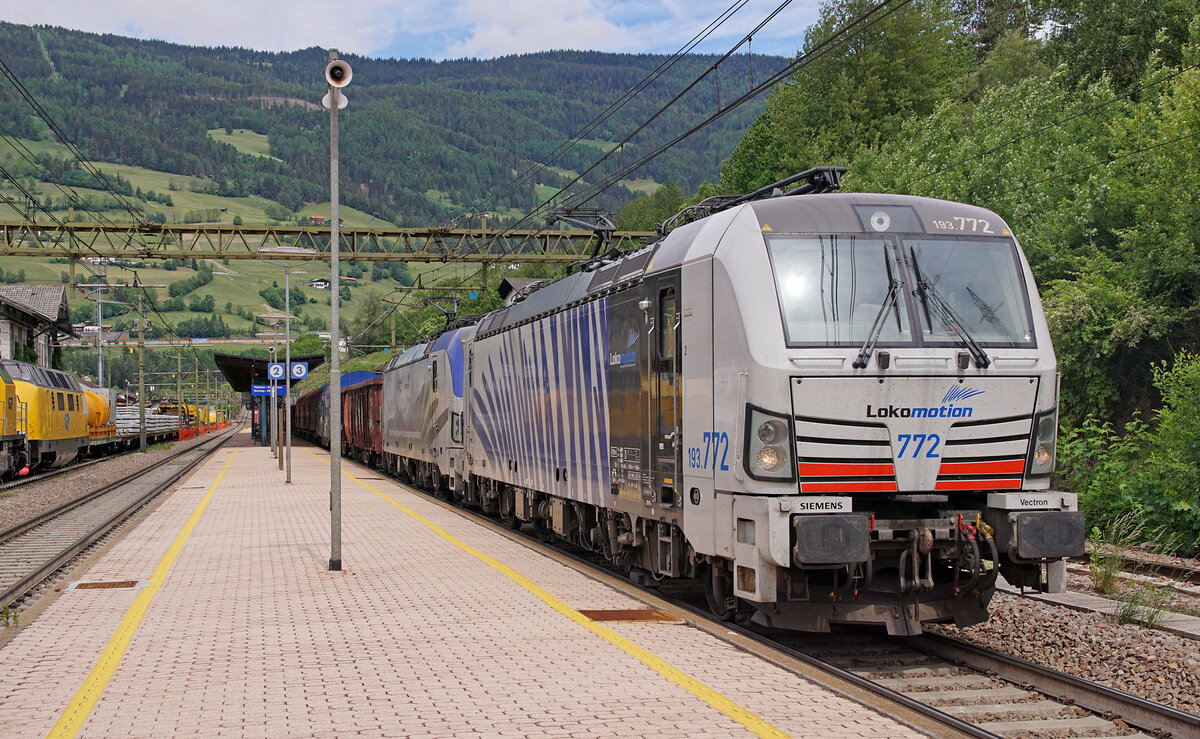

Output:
xmin=290 ymin=362 xmax=308 ymax=380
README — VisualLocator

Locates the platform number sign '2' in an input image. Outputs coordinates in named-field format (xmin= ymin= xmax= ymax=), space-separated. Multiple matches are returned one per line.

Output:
xmin=267 ymin=363 xmax=285 ymax=380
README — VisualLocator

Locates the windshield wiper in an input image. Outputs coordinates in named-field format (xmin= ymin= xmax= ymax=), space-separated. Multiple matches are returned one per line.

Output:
xmin=908 ymin=249 xmax=991 ymax=368
xmin=852 ymin=258 xmax=902 ymax=369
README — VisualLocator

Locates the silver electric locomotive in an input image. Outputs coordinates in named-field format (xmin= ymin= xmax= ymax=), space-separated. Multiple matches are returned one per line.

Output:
xmin=382 ymin=170 xmax=1084 ymax=634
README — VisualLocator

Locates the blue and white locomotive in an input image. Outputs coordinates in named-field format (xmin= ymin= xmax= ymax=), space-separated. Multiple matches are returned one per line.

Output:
xmin=371 ymin=171 xmax=1084 ymax=634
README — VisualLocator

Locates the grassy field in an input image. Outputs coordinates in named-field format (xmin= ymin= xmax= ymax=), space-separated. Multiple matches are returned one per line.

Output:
xmin=618 ymin=178 xmax=660 ymax=195
xmin=205 ymin=128 xmax=282 ymax=161
xmin=6 ymin=254 xmax=425 ymax=339
xmin=0 ymin=137 xmax=401 ymax=227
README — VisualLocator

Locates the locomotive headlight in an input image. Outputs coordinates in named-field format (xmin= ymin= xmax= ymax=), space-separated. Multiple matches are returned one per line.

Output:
xmin=745 ymin=405 xmax=796 ymax=482
xmin=756 ymin=446 xmax=782 ymax=471
xmin=757 ymin=419 xmax=786 ymax=444
xmin=1034 ymin=444 xmax=1052 ymax=467
xmin=1026 ymin=408 xmax=1058 ymax=477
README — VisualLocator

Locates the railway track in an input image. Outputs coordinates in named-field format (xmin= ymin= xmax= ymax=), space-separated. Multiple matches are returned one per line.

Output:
xmin=780 ymin=629 xmax=1198 ymax=738
xmin=0 ymin=424 xmax=242 ymax=611
xmin=372 ymin=465 xmax=1198 ymax=739
xmin=1071 ymin=553 xmax=1200 ymax=591
xmin=0 ymin=455 xmax=117 ymax=492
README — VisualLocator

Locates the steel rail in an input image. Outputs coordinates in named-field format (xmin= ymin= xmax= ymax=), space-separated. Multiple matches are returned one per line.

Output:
xmin=915 ymin=631 xmax=1200 ymax=739
xmin=1076 ymin=552 xmax=1200 ymax=586
xmin=0 ymin=455 xmax=113 ymax=493
xmin=0 ymin=424 xmax=242 ymax=608
xmin=0 ymin=433 xmax=193 ymax=495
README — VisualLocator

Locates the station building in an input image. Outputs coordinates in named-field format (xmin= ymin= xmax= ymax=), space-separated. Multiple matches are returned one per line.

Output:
xmin=0 ymin=285 xmax=75 ymax=368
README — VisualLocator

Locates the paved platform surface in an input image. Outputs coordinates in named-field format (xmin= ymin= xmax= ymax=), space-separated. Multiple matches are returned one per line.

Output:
xmin=0 ymin=430 xmax=921 ymax=738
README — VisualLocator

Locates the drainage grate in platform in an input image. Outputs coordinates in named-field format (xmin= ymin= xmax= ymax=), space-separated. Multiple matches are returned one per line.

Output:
xmin=356 ymin=476 xmax=384 ymax=480
xmin=74 ymin=581 xmax=139 ymax=590
xmin=179 ymin=486 xmax=206 ymax=489
xmin=578 ymin=609 xmax=681 ymax=623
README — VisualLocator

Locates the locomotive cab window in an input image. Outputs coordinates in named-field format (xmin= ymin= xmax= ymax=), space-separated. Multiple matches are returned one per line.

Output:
xmin=767 ymin=235 xmax=911 ymax=346
xmin=904 ymin=238 xmax=1036 ymax=347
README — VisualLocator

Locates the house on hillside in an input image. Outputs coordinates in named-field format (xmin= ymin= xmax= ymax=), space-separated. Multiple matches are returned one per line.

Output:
xmin=0 ymin=285 xmax=76 ymax=367
xmin=308 ymin=278 xmax=331 ymax=289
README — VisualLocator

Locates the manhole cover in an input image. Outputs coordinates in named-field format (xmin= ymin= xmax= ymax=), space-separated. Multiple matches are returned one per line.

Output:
xmin=578 ymin=609 xmax=681 ymax=623
xmin=75 ymin=581 xmax=139 ymax=590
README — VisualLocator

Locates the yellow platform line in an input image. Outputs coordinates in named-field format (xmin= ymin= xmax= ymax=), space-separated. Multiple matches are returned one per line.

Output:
xmin=317 ymin=452 xmax=789 ymax=739
xmin=47 ymin=452 xmax=237 ymax=739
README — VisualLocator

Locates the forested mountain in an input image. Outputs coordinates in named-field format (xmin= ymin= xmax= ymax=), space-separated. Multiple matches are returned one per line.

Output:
xmin=0 ymin=22 xmax=773 ymax=225
xmin=618 ymin=0 xmax=1199 ymax=551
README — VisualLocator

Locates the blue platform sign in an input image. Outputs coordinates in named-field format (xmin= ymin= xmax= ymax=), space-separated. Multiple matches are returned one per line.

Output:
xmin=267 ymin=362 xmax=286 ymax=380
xmin=290 ymin=361 xmax=309 ymax=379
xmin=251 ymin=384 xmax=285 ymax=397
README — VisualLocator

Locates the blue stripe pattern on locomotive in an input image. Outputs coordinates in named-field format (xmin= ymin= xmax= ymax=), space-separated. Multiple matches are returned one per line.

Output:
xmin=431 ymin=329 xmax=467 ymax=399
xmin=471 ymin=299 xmax=610 ymax=506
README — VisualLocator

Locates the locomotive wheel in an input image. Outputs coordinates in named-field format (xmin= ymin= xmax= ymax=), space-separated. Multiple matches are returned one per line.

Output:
xmin=498 ymin=490 xmax=520 ymax=530
xmin=702 ymin=564 xmax=738 ymax=622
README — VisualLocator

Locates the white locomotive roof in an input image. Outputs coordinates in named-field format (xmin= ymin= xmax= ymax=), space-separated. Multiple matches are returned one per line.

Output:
xmin=473 ymin=192 xmax=1016 ymax=337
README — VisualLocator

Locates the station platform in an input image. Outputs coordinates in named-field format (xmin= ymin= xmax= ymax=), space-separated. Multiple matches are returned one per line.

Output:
xmin=0 ymin=430 xmax=923 ymax=738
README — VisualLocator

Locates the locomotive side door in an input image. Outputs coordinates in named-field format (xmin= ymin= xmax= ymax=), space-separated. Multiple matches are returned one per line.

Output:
xmin=650 ymin=274 xmax=682 ymax=512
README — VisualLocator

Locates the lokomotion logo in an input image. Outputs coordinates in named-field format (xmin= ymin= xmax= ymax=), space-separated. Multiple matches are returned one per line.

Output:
xmin=867 ymin=385 xmax=984 ymax=419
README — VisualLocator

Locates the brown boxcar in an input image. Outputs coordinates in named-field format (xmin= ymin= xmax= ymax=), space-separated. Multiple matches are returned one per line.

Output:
xmin=292 ymin=385 xmax=327 ymax=446
xmin=342 ymin=377 xmax=382 ymax=465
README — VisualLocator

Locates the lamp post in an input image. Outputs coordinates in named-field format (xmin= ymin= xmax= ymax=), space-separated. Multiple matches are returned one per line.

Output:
xmin=323 ymin=49 xmax=352 ymax=572
xmin=259 ymin=245 xmax=316 ymax=484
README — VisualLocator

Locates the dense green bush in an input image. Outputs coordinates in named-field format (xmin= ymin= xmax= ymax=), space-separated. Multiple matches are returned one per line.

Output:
xmin=1058 ymin=351 xmax=1200 ymax=554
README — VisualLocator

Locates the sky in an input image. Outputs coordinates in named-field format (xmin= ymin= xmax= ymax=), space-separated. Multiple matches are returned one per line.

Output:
xmin=1 ymin=0 xmax=818 ymax=61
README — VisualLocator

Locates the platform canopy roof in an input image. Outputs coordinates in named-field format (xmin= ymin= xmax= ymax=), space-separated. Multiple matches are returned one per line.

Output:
xmin=213 ymin=352 xmax=326 ymax=393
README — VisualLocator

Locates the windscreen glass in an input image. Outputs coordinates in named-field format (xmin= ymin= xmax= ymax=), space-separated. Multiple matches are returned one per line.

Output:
xmin=767 ymin=235 xmax=910 ymax=345
xmin=904 ymin=238 xmax=1034 ymax=346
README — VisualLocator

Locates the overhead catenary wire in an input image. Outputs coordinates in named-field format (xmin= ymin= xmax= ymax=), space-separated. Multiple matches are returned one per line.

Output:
xmin=0 ymin=56 xmax=146 ymax=225
xmin=539 ymin=0 xmax=916 ymax=220
xmin=454 ymin=0 xmax=753 ymax=226
xmin=500 ymin=0 xmax=810 ymax=233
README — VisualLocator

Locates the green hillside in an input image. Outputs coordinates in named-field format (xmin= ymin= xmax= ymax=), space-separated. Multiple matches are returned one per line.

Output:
xmin=0 ymin=22 xmax=770 ymax=227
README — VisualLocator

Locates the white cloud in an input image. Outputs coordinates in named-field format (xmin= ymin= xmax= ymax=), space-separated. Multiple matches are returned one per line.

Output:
xmin=4 ymin=0 xmax=407 ymax=55
xmin=1 ymin=0 xmax=813 ymax=59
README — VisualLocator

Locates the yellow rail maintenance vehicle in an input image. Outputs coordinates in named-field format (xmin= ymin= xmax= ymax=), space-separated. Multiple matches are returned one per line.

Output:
xmin=0 ymin=362 xmax=27 ymax=477
xmin=1 ymin=359 xmax=89 ymax=469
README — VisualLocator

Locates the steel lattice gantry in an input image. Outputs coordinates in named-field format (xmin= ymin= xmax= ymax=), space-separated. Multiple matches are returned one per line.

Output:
xmin=0 ymin=221 xmax=655 ymax=262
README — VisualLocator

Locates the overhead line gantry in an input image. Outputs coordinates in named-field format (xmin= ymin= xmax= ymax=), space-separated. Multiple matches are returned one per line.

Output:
xmin=0 ymin=221 xmax=655 ymax=263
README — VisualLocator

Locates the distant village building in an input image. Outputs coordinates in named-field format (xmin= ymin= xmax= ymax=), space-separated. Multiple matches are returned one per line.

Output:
xmin=308 ymin=278 xmax=331 ymax=289
xmin=0 ymin=286 xmax=76 ymax=367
